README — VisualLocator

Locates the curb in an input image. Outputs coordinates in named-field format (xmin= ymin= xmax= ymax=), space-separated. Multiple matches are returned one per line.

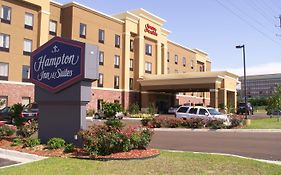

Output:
xmin=164 ymin=149 xmax=281 ymax=166
xmin=0 ymin=148 xmax=47 ymax=169
xmin=153 ymin=128 xmax=281 ymax=133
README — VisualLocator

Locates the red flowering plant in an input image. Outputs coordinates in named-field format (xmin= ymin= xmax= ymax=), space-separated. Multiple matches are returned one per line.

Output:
xmin=0 ymin=124 xmax=16 ymax=138
xmin=16 ymin=120 xmax=38 ymax=138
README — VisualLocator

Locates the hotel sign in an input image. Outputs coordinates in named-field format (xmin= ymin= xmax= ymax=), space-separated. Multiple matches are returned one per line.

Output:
xmin=144 ymin=24 xmax=158 ymax=36
xmin=30 ymin=37 xmax=85 ymax=93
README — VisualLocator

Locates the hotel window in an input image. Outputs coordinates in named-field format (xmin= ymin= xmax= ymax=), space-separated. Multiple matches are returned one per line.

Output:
xmin=80 ymin=23 xmax=86 ymax=38
xmin=114 ymin=55 xmax=120 ymax=68
xmin=97 ymin=99 xmax=103 ymax=110
xmin=115 ymin=34 xmax=120 ymax=48
xmin=167 ymin=52 xmax=170 ymax=62
xmin=49 ymin=20 xmax=57 ymax=36
xmin=0 ymin=33 xmax=10 ymax=52
xmin=24 ymin=12 xmax=33 ymax=30
xmin=129 ymin=59 xmax=133 ymax=71
xmin=174 ymin=55 xmax=178 ymax=64
xmin=0 ymin=96 xmax=8 ymax=109
xmin=22 ymin=97 xmax=30 ymax=106
xmin=1 ymin=6 xmax=11 ymax=24
xmin=22 ymin=65 xmax=30 ymax=82
xmin=0 ymin=62 xmax=8 ymax=81
xmin=98 ymin=73 xmax=103 ymax=87
xmin=129 ymin=78 xmax=134 ymax=90
xmin=114 ymin=76 xmax=119 ymax=89
xmin=145 ymin=62 xmax=152 ymax=74
xmin=191 ymin=60 xmax=194 ymax=69
xmin=130 ymin=39 xmax=134 ymax=52
xmin=183 ymin=57 xmax=186 ymax=67
xmin=99 ymin=51 xmax=104 ymax=65
xmin=23 ymin=39 xmax=32 ymax=56
xmin=98 ymin=29 xmax=105 ymax=43
xmin=145 ymin=44 xmax=152 ymax=56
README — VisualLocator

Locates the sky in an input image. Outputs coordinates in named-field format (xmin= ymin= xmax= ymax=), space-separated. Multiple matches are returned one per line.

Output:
xmin=56 ymin=0 xmax=281 ymax=76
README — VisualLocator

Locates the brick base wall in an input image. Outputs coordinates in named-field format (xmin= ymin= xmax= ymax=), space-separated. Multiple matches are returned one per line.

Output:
xmin=0 ymin=82 xmax=34 ymax=106
xmin=177 ymin=95 xmax=210 ymax=106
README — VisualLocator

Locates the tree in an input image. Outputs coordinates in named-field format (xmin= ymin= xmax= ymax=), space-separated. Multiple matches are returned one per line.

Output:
xmin=267 ymin=85 xmax=281 ymax=114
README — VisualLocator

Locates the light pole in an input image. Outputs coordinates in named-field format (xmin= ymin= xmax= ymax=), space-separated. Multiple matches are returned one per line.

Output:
xmin=236 ymin=45 xmax=247 ymax=119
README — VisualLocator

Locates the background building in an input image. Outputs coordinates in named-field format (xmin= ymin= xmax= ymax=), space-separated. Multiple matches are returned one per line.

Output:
xmin=0 ymin=0 xmax=238 ymax=112
xmin=239 ymin=73 xmax=281 ymax=99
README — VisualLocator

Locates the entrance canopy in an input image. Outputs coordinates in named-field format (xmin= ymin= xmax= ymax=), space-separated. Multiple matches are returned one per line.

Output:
xmin=138 ymin=71 xmax=239 ymax=109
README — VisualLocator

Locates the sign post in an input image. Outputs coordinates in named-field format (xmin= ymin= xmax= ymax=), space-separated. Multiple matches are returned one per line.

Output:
xmin=30 ymin=37 xmax=98 ymax=145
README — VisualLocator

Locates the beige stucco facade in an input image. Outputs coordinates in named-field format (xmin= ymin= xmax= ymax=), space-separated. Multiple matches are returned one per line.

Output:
xmin=0 ymin=0 xmax=239 ymax=112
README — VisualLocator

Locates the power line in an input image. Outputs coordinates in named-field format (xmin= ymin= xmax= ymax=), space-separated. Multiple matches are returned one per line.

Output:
xmin=215 ymin=0 xmax=281 ymax=47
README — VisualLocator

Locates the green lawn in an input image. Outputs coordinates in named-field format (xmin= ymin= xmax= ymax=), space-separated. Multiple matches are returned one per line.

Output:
xmin=245 ymin=117 xmax=281 ymax=129
xmin=1 ymin=151 xmax=281 ymax=175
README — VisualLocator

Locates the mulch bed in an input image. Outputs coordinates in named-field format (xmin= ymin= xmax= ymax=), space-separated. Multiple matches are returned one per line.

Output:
xmin=0 ymin=138 xmax=160 ymax=160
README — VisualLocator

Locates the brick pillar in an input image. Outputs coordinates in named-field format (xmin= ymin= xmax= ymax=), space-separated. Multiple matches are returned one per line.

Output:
xmin=210 ymin=89 xmax=219 ymax=108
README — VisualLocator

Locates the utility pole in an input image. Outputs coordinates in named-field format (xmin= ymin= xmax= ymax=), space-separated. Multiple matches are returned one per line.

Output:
xmin=276 ymin=15 xmax=281 ymax=36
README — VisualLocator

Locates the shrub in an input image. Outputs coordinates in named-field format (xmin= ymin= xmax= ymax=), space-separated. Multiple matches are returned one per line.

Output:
xmin=86 ymin=109 xmax=95 ymax=117
xmin=102 ymin=102 xmax=122 ymax=118
xmin=105 ymin=119 xmax=124 ymax=130
xmin=17 ymin=120 xmax=38 ymax=138
xmin=141 ymin=118 xmax=153 ymax=126
xmin=23 ymin=138 xmax=40 ymax=147
xmin=128 ymin=103 xmax=140 ymax=115
xmin=186 ymin=118 xmax=205 ymax=128
xmin=11 ymin=138 xmax=22 ymax=146
xmin=0 ymin=124 xmax=16 ymax=137
xmin=146 ymin=116 xmax=183 ymax=128
xmin=10 ymin=103 xmax=26 ymax=126
xmin=64 ymin=143 xmax=75 ymax=153
xmin=148 ymin=103 xmax=157 ymax=116
xmin=47 ymin=137 xmax=66 ymax=149
xmin=205 ymin=119 xmax=226 ymax=129
xmin=229 ymin=115 xmax=244 ymax=128
xmin=79 ymin=124 xmax=153 ymax=156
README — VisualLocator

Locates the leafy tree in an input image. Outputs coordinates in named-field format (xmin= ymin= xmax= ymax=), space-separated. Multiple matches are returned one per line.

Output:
xmin=267 ymin=85 xmax=281 ymax=114
xmin=10 ymin=103 xmax=26 ymax=126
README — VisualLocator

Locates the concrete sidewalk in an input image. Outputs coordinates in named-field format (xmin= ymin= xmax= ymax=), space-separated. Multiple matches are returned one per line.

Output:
xmin=154 ymin=128 xmax=281 ymax=132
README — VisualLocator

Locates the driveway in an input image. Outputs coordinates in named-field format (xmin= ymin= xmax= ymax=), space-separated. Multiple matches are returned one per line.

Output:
xmin=150 ymin=130 xmax=281 ymax=161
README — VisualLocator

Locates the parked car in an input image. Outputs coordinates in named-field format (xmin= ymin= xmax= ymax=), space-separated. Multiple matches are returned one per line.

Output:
xmin=0 ymin=107 xmax=12 ymax=123
xmin=176 ymin=106 xmax=229 ymax=122
xmin=21 ymin=103 xmax=39 ymax=121
xmin=237 ymin=102 xmax=254 ymax=115
xmin=93 ymin=111 xmax=124 ymax=120
xmin=267 ymin=110 xmax=281 ymax=115
xmin=167 ymin=105 xmax=181 ymax=114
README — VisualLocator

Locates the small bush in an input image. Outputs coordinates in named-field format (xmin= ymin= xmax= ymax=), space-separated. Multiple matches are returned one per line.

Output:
xmin=128 ymin=103 xmax=140 ymax=115
xmin=17 ymin=120 xmax=38 ymax=138
xmin=0 ymin=124 xmax=16 ymax=137
xmin=47 ymin=137 xmax=66 ymax=149
xmin=105 ymin=119 xmax=124 ymax=130
xmin=186 ymin=118 xmax=205 ymax=128
xmin=229 ymin=115 xmax=244 ymax=128
xmin=141 ymin=118 xmax=153 ymax=126
xmin=86 ymin=109 xmax=95 ymax=116
xmin=11 ymin=138 xmax=22 ymax=146
xmin=132 ymin=128 xmax=153 ymax=149
xmin=102 ymin=102 xmax=122 ymax=118
xmin=64 ymin=143 xmax=75 ymax=153
xmin=23 ymin=138 xmax=40 ymax=147
xmin=10 ymin=103 xmax=26 ymax=126
xmin=205 ymin=119 xmax=226 ymax=129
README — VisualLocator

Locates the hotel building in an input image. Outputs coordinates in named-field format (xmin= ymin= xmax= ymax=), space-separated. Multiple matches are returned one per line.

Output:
xmin=0 ymin=0 xmax=238 ymax=112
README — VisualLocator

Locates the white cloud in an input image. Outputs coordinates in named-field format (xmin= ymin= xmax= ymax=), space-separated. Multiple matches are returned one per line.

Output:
xmin=214 ymin=62 xmax=281 ymax=76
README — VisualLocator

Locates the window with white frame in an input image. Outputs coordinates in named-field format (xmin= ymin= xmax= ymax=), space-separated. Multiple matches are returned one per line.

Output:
xmin=145 ymin=61 xmax=152 ymax=74
xmin=145 ymin=44 xmax=152 ymax=56
xmin=130 ymin=39 xmax=134 ymax=51
xmin=80 ymin=23 xmax=86 ymax=38
xmin=0 ymin=33 xmax=10 ymax=52
xmin=22 ymin=65 xmax=30 ymax=82
xmin=98 ymin=73 xmax=104 ymax=87
xmin=114 ymin=76 xmax=119 ymax=89
xmin=1 ymin=6 xmax=11 ymax=24
xmin=129 ymin=78 xmax=133 ymax=90
xmin=129 ymin=59 xmax=133 ymax=71
xmin=115 ymin=34 xmax=120 ymax=48
xmin=24 ymin=12 xmax=33 ymax=30
xmin=99 ymin=29 xmax=105 ymax=43
xmin=0 ymin=62 xmax=8 ymax=80
xmin=174 ymin=54 xmax=178 ymax=64
xmin=23 ymin=39 xmax=32 ymax=55
xmin=21 ymin=97 xmax=30 ymax=106
xmin=114 ymin=55 xmax=120 ymax=68
xmin=183 ymin=57 xmax=186 ymax=67
xmin=49 ymin=20 xmax=57 ymax=36
xmin=99 ymin=51 xmax=104 ymax=65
